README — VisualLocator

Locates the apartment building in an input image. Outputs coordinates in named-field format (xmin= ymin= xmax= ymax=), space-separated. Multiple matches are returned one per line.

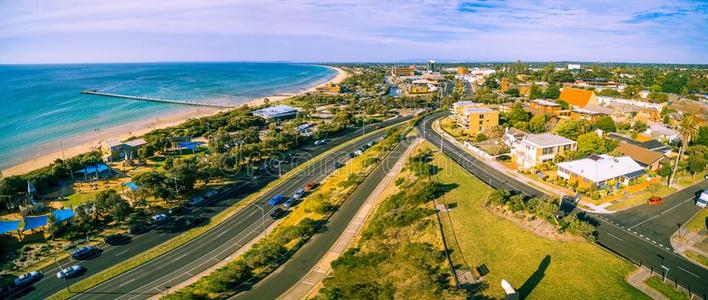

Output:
xmin=511 ymin=133 xmax=577 ymax=169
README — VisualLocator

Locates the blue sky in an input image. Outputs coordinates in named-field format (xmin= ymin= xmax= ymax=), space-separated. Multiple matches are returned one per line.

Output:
xmin=0 ymin=0 xmax=706 ymax=64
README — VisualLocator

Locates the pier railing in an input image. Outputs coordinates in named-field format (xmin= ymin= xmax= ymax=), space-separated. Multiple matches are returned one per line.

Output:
xmin=81 ymin=90 xmax=235 ymax=109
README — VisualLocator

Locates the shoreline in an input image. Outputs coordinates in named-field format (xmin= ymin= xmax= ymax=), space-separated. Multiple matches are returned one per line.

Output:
xmin=2 ymin=66 xmax=348 ymax=177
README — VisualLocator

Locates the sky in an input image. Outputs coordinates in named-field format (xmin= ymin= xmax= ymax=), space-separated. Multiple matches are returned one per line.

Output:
xmin=0 ymin=0 xmax=706 ymax=64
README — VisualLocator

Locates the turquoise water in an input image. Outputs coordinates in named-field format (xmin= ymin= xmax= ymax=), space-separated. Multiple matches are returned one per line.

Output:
xmin=0 ymin=62 xmax=335 ymax=170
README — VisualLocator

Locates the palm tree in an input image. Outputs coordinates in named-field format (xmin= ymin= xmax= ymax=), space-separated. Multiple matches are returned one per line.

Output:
xmin=669 ymin=114 xmax=698 ymax=188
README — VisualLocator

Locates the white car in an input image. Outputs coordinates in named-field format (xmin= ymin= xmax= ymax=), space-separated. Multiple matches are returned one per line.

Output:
xmin=14 ymin=271 xmax=43 ymax=286
xmin=56 ymin=265 xmax=83 ymax=279
xmin=151 ymin=213 xmax=168 ymax=224
xmin=292 ymin=188 xmax=305 ymax=199
xmin=697 ymin=190 xmax=708 ymax=208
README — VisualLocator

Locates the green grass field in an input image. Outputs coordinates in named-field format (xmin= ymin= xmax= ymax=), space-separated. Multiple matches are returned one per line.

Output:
xmin=425 ymin=141 xmax=648 ymax=299
xmin=607 ymin=185 xmax=676 ymax=211
xmin=644 ymin=275 xmax=690 ymax=300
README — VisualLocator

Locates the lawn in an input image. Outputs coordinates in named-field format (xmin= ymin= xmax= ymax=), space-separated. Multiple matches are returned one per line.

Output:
xmin=684 ymin=207 xmax=708 ymax=233
xmin=685 ymin=250 xmax=708 ymax=267
xmin=428 ymin=141 xmax=648 ymax=300
xmin=644 ymin=275 xmax=691 ymax=300
xmin=607 ymin=185 xmax=676 ymax=211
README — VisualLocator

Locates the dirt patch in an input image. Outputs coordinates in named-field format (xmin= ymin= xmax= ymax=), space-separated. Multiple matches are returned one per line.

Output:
xmin=485 ymin=205 xmax=583 ymax=242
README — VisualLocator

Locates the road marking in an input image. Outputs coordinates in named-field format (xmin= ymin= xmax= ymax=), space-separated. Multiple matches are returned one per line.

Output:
xmin=678 ymin=266 xmax=700 ymax=278
xmin=651 ymin=240 xmax=656 ymax=244
xmin=173 ymin=253 xmax=189 ymax=261
xmin=628 ymin=198 xmax=693 ymax=230
xmin=115 ymin=250 xmax=129 ymax=256
xmin=302 ymin=280 xmax=315 ymax=285
xmin=119 ymin=278 xmax=136 ymax=287
xmin=607 ymin=233 xmax=624 ymax=241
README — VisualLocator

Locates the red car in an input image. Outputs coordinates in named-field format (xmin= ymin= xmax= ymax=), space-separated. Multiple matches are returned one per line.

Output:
xmin=648 ymin=197 xmax=663 ymax=206
xmin=304 ymin=181 xmax=317 ymax=192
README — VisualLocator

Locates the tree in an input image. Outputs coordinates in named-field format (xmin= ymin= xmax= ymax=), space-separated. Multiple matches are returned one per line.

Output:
xmin=133 ymin=171 xmax=172 ymax=201
xmin=632 ymin=121 xmax=648 ymax=133
xmin=695 ymin=126 xmax=708 ymax=147
xmin=556 ymin=99 xmax=569 ymax=109
xmin=648 ymin=92 xmax=668 ymax=103
xmin=687 ymin=156 xmax=706 ymax=177
xmin=595 ymin=116 xmax=616 ymax=132
xmin=576 ymin=132 xmax=608 ymax=157
xmin=529 ymin=85 xmax=544 ymax=100
xmin=543 ymin=84 xmax=560 ymax=99
xmin=554 ymin=119 xmax=585 ymax=140
xmin=507 ymin=103 xmax=531 ymax=126
xmin=669 ymin=114 xmax=699 ymax=188
xmin=528 ymin=114 xmax=547 ymax=133
xmin=505 ymin=88 xmax=520 ymax=97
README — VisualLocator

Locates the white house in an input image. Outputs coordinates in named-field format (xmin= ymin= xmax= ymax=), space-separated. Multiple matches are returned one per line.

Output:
xmin=511 ymin=133 xmax=577 ymax=169
xmin=556 ymin=154 xmax=645 ymax=188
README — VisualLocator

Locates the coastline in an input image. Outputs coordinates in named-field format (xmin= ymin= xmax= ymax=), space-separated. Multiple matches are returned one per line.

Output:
xmin=2 ymin=66 xmax=348 ymax=177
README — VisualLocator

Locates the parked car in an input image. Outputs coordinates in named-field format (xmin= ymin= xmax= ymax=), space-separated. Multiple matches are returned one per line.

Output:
xmin=304 ymin=182 xmax=317 ymax=192
xmin=270 ymin=208 xmax=285 ymax=219
xmin=168 ymin=205 xmax=187 ymax=216
xmin=283 ymin=198 xmax=296 ymax=208
xmin=151 ymin=213 xmax=169 ymax=224
xmin=648 ymin=197 xmax=663 ymax=206
xmin=348 ymin=152 xmax=356 ymax=158
xmin=314 ymin=139 xmax=328 ymax=146
xmin=104 ymin=234 xmax=129 ymax=245
xmin=177 ymin=216 xmax=207 ymax=228
xmin=56 ymin=265 xmax=83 ymax=279
xmin=697 ymin=190 xmax=708 ymax=208
xmin=70 ymin=246 xmax=97 ymax=259
xmin=128 ymin=223 xmax=149 ymax=234
xmin=13 ymin=271 xmax=42 ymax=287
xmin=267 ymin=194 xmax=287 ymax=206
xmin=292 ymin=188 xmax=305 ymax=199
xmin=354 ymin=149 xmax=363 ymax=156
xmin=204 ymin=189 xmax=218 ymax=198
xmin=334 ymin=161 xmax=343 ymax=168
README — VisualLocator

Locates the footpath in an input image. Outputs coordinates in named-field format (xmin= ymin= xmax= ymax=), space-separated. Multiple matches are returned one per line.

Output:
xmin=626 ymin=268 xmax=668 ymax=300
xmin=278 ymin=138 xmax=423 ymax=300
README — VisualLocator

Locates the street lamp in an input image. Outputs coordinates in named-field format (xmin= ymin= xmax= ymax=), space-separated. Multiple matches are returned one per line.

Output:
xmin=53 ymin=256 xmax=70 ymax=292
xmin=253 ymin=204 xmax=266 ymax=236
xmin=658 ymin=254 xmax=669 ymax=283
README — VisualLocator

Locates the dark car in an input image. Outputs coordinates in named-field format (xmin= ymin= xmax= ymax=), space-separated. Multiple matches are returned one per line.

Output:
xmin=168 ymin=205 xmax=187 ymax=216
xmin=177 ymin=216 xmax=207 ymax=228
xmin=128 ymin=223 xmax=149 ymax=234
xmin=269 ymin=208 xmax=285 ymax=219
xmin=104 ymin=234 xmax=130 ymax=245
xmin=70 ymin=246 xmax=97 ymax=259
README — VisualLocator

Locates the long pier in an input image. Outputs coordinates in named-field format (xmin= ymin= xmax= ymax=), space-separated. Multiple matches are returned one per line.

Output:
xmin=80 ymin=90 xmax=235 ymax=109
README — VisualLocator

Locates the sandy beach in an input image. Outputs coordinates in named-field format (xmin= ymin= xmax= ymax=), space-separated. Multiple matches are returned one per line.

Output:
xmin=2 ymin=66 xmax=348 ymax=177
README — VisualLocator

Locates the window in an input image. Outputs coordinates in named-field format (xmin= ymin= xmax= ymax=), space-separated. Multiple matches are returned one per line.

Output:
xmin=542 ymin=147 xmax=554 ymax=155
xmin=563 ymin=144 xmax=572 ymax=151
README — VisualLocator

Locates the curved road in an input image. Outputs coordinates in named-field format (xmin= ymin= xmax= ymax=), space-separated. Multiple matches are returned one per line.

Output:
xmin=9 ymin=116 xmax=410 ymax=299
xmin=418 ymin=112 xmax=708 ymax=299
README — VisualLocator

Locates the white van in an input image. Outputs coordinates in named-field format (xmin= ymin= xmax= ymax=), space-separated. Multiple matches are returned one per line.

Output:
xmin=697 ymin=190 xmax=708 ymax=208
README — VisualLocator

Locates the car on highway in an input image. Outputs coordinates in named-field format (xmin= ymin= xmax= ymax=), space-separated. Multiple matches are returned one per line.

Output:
xmin=70 ymin=246 xmax=97 ymax=259
xmin=13 ymin=271 xmax=43 ymax=287
xmin=334 ymin=161 xmax=343 ymax=168
xmin=204 ymin=189 xmax=218 ymax=198
xmin=314 ymin=139 xmax=328 ymax=146
xmin=128 ymin=223 xmax=149 ymax=234
xmin=151 ymin=213 xmax=169 ymax=224
xmin=104 ymin=234 xmax=129 ymax=245
xmin=354 ymin=149 xmax=363 ymax=156
xmin=304 ymin=181 xmax=317 ymax=192
xmin=267 ymin=194 xmax=287 ymax=206
xmin=189 ymin=195 xmax=205 ymax=206
xmin=292 ymin=188 xmax=305 ymax=199
xmin=176 ymin=216 xmax=207 ymax=228
xmin=56 ymin=265 xmax=83 ymax=279
xmin=168 ymin=205 xmax=187 ymax=216
xmin=270 ymin=208 xmax=285 ymax=219
xmin=697 ymin=190 xmax=708 ymax=208
xmin=648 ymin=197 xmax=663 ymax=206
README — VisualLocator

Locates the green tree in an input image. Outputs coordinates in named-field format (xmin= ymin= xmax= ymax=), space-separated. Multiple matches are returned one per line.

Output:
xmin=595 ymin=116 xmax=616 ymax=132
xmin=576 ymin=132 xmax=608 ymax=157
xmin=529 ymin=85 xmax=544 ymax=99
xmin=648 ymin=92 xmax=668 ymax=103
xmin=544 ymin=84 xmax=561 ymax=99
xmin=554 ymin=119 xmax=585 ymax=140
xmin=528 ymin=114 xmax=547 ymax=133
xmin=556 ymin=99 xmax=569 ymax=109
xmin=505 ymin=88 xmax=520 ymax=97
xmin=669 ymin=114 xmax=699 ymax=188
xmin=694 ymin=126 xmax=708 ymax=146
xmin=632 ymin=121 xmax=648 ymax=133
xmin=687 ymin=156 xmax=706 ymax=177
xmin=507 ymin=102 xmax=531 ymax=126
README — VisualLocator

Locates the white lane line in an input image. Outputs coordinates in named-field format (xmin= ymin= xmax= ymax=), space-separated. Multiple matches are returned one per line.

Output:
xmin=302 ymin=281 xmax=315 ymax=285
xmin=678 ymin=266 xmax=701 ymax=278
xmin=119 ymin=278 xmax=136 ymax=287
xmin=628 ymin=198 xmax=693 ymax=229
xmin=173 ymin=253 xmax=189 ymax=262
xmin=115 ymin=249 xmax=130 ymax=257
xmin=607 ymin=233 xmax=624 ymax=241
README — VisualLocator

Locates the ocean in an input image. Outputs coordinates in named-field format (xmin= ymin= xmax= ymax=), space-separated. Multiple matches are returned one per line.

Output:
xmin=0 ymin=62 xmax=335 ymax=170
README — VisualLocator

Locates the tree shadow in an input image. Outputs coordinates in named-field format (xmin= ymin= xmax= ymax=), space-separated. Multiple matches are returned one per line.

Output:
xmin=518 ymin=255 xmax=551 ymax=299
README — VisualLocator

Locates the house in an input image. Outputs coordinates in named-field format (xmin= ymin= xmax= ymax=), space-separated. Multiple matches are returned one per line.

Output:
xmin=102 ymin=139 xmax=147 ymax=162
xmin=570 ymin=105 xmax=612 ymax=122
xmin=529 ymin=99 xmax=562 ymax=116
xmin=391 ymin=66 xmax=415 ymax=77
xmin=645 ymin=122 xmax=679 ymax=142
xmin=607 ymin=133 xmax=672 ymax=155
xmin=615 ymin=142 xmax=665 ymax=171
xmin=503 ymin=127 xmax=528 ymax=147
xmin=252 ymin=105 xmax=299 ymax=119
xmin=557 ymin=154 xmax=645 ymax=189
xmin=459 ymin=107 xmax=499 ymax=136
xmin=511 ymin=133 xmax=577 ymax=169
xmin=123 ymin=139 xmax=147 ymax=160
xmin=452 ymin=101 xmax=481 ymax=122
xmin=559 ymin=87 xmax=597 ymax=108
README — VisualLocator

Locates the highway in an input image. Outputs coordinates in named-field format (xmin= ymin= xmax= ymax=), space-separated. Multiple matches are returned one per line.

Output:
xmin=10 ymin=115 xmax=410 ymax=300
xmin=418 ymin=112 xmax=708 ymax=299
xmin=231 ymin=136 xmax=413 ymax=299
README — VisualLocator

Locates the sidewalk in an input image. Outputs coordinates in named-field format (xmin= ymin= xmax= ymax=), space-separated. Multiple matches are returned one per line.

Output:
xmin=626 ymin=268 xmax=668 ymax=300
xmin=671 ymin=230 xmax=708 ymax=269
xmin=278 ymin=138 xmax=423 ymax=300
xmin=431 ymin=119 xmax=611 ymax=214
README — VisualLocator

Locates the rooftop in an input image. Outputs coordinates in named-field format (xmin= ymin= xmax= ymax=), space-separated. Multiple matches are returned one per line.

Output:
xmin=559 ymin=87 xmax=595 ymax=107
xmin=616 ymin=142 xmax=665 ymax=166
xmin=252 ymin=105 xmax=298 ymax=118
xmin=124 ymin=138 xmax=147 ymax=147
xmin=532 ymin=99 xmax=560 ymax=107
xmin=463 ymin=107 xmax=494 ymax=114
xmin=557 ymin=154 xmax=645 ymax=183
xmin=524 ymin=133 xmax=576 ymax=147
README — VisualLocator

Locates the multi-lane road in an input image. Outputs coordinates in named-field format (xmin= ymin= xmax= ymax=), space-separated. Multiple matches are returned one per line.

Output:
xmin=418 ymin=112 xmax=708 ymax=299
xmin=10 ymin=115 xmax=410 ymax=299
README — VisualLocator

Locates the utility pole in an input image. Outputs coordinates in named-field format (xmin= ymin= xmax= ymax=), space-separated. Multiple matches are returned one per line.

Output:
xmin=54 ymin=256 xmax=70 ymax=292
xmin=254 ymin=204 xmax=266 ymax=235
